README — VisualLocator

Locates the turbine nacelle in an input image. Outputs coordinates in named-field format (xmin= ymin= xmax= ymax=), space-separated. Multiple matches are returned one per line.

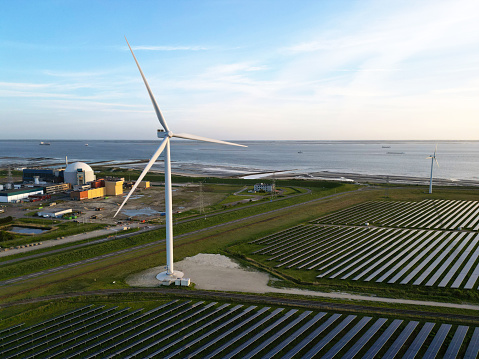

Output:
xmin=157 ymin=129 xmax=173 ymax=138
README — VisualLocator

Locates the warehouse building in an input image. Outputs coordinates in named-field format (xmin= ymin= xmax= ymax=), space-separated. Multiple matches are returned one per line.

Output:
xmin=0 ymin=188 xmax=44 ymax=203
xmin=37 ymin=208 xmax=73 ymax=218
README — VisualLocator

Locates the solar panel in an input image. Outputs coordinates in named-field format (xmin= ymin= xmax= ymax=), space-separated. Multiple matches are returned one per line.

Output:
xmin=106 ymin=302 xmax=218 ymax=359
xmin=413 ymin=233 xmax=460 ymax=285
xmin=188 ymin=307 xmax=270 ymax=358
xmin=341 ymin=318 xmax=387 ymax=359
xmin=0 ymin=305 xmax=96 ymax=346
xmin=464 ymin=327 xmax=479 ymax=359
xmin=320 ymin=316 xmax=372 ymax=359
xmin=145 ymin=304 xmax=239 ymax=358
xmin=30 ymin=308 xmax=142 ymax=359
xmin=425 ymin=232 xmax=469 ymax=286
xmin=281 ymin=313 xmax=342 ymax=359
xmin=439 ymin=234 xmax=477 ymax=287
xmin=443 ymin=325 xmax=468 ymax=359
xmin=361 ymin=319 xmax=403 ymax=359
xmin=422 ymin=324 xmax=451 ymax=359
xmin=80 ymin=301 xmax=201 ymax=359
xmin=164 ymin=305 xmax=256 ymax=359
xmin=401 ymin=232 xmax=451 ymax=284
xmin=300 ymin=315 xmax=356 ymax=359
xmin=261 ymin=312 xmax=326 ymax=359
xmin=451 ymin=238 xmax=479 ymax=288
xmin=382 ymin=321 xmax=419 ymax=358
xmin=0 ymin=307 xmax=117 ymax=356
xmin=223 ymin=309 xmax=298 ymax=359
xmin=403 ymin=322 xmax=435 ymax=359
xmin=240 ymin=311 xmax=311 ymax=359
xmin=203 ymin=308 xmax=284 ymax=359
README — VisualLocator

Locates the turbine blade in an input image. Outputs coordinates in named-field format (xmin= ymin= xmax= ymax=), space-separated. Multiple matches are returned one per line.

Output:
xmin=426 ymin=156 xmax=432 ymax=159
xmin=173 ymin=133 xmax=247 ymax=147
xmin=114 ymin=137 xmax=169 ymax=217
xmin=125 ymin=37 xmax=170 ymax=133
xmin=435 ymin=158 xmax=439 ymax=167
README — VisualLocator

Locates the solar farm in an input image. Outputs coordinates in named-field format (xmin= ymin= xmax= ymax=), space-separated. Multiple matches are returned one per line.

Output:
xmin=248 ymin=199 xmax=479 ymax=290
xmin=1 ymin=300 xmax=479 ymax=359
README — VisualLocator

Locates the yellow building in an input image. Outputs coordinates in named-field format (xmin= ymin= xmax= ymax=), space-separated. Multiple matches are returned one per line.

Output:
xmin=105 ymin=180 xmax=123 ymax=196
xmin=139 ymin=181 xmax=150 ymax=189
xmin=88 ymin=187 xmax=106 ymax=199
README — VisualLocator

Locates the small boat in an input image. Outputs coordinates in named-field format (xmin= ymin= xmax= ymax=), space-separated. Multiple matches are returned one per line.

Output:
xmin=382 ymin=146 xmax=391 ymax=148
xmin=298 ymin=151 xmax=303 ymax=154
xmin=39 ymin=142 xmax=51 ymax=145
xmin=85 ymin=144 xmax=89 ymax=146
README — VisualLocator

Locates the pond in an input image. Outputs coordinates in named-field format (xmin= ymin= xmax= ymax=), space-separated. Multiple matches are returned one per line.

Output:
xmin=9 ymin=226 xmax=48 ymax=234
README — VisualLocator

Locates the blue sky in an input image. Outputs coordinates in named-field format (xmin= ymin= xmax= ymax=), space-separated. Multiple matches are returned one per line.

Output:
xmin=1 ymin=0 xmax=479 ymax=140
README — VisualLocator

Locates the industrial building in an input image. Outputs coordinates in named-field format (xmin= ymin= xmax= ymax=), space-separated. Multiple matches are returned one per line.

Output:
xmin=70 ymin=179 xmax=124 ymax=200
xmin=23 ymin=168 xmax=64 ymax=183
xmin=37 ymin=208 xmax=73 ymax=218
xmin=64 ymin=162 xmax=96 ymax=186
xmin=43 ymin=183 xmax=71 ymax=194
xmin=0 ymin=188 xmax=44 ymax=203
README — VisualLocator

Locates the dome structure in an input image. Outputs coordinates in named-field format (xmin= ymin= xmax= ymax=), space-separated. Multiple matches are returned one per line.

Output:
xmin=64 ymin=162 xmax=95 ymax=186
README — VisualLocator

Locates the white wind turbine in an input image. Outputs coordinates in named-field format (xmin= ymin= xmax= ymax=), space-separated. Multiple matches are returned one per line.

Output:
xmin=114 ymin=38 xmax=246 ymax=283
xmin=427 ymin=145 xmax=439 ymax=194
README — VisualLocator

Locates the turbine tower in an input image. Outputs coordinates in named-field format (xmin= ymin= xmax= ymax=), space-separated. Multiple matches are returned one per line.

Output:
xmin=114 ymin=38 xmax=246 ymax=284
xmin=427 ymin=145 xmax=439 ymax=194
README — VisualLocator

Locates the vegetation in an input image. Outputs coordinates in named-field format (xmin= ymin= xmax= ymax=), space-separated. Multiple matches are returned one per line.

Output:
xmin=0 ymin=230 xmax=14 ymax=242
xmin=0 ymin=216 xmax=13 ymax=225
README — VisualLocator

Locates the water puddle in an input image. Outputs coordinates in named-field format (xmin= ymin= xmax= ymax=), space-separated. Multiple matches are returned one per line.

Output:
xmin=122 ymin=207 xmax=160 ymax=217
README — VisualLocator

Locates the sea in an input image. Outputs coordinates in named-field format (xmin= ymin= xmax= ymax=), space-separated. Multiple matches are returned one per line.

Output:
xmin=1 ymin=140 xmax=478 ymax=182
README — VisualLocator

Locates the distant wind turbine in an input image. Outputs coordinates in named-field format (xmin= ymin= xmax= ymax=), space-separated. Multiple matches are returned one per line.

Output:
xmin=114 ymin=37 xmax=247 ymax=283
xmin=427 ymin=145 xmax=439 ymax=194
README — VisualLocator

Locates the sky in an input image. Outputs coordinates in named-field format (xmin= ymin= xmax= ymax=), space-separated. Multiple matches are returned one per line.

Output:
xmin=1 ymin=0 xmax=479 ymax=141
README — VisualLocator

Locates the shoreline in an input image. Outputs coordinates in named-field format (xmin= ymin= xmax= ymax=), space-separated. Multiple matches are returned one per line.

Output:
xmin=2 ymin=157 xmax=479 ymax=187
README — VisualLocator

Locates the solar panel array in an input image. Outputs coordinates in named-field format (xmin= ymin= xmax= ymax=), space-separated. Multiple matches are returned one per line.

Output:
xmin=311 ymin=199 xmax=479 ymax=230
xmin=2 ymin=301 xmax=479 ymax=358
xmin=251 ymin=224 xmax=479 ymax=289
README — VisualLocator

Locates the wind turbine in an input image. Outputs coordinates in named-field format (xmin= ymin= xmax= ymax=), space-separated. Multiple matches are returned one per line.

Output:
xmin=115 ymin=38 xmax=246 ymax=283
xmin=427 ymin=145 xmax=439 ymax=194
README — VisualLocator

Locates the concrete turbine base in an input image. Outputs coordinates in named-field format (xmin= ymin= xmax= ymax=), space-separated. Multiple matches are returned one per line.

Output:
xmin=156 ymin=270 xmax=184 ymax=286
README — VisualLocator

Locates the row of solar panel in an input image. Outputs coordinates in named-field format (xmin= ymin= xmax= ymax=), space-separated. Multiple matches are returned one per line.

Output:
xmin=2 ymin=301 xmax=479 ymax=358
xmin=251 ymin=224 xmax=479 ymax=289
xmin=312 ymin=199 xmax=479 ymax=230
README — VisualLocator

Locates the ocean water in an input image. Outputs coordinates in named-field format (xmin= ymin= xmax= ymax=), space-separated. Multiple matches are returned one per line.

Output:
xmin=1 ymin=140 xmax=478 ymax=181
